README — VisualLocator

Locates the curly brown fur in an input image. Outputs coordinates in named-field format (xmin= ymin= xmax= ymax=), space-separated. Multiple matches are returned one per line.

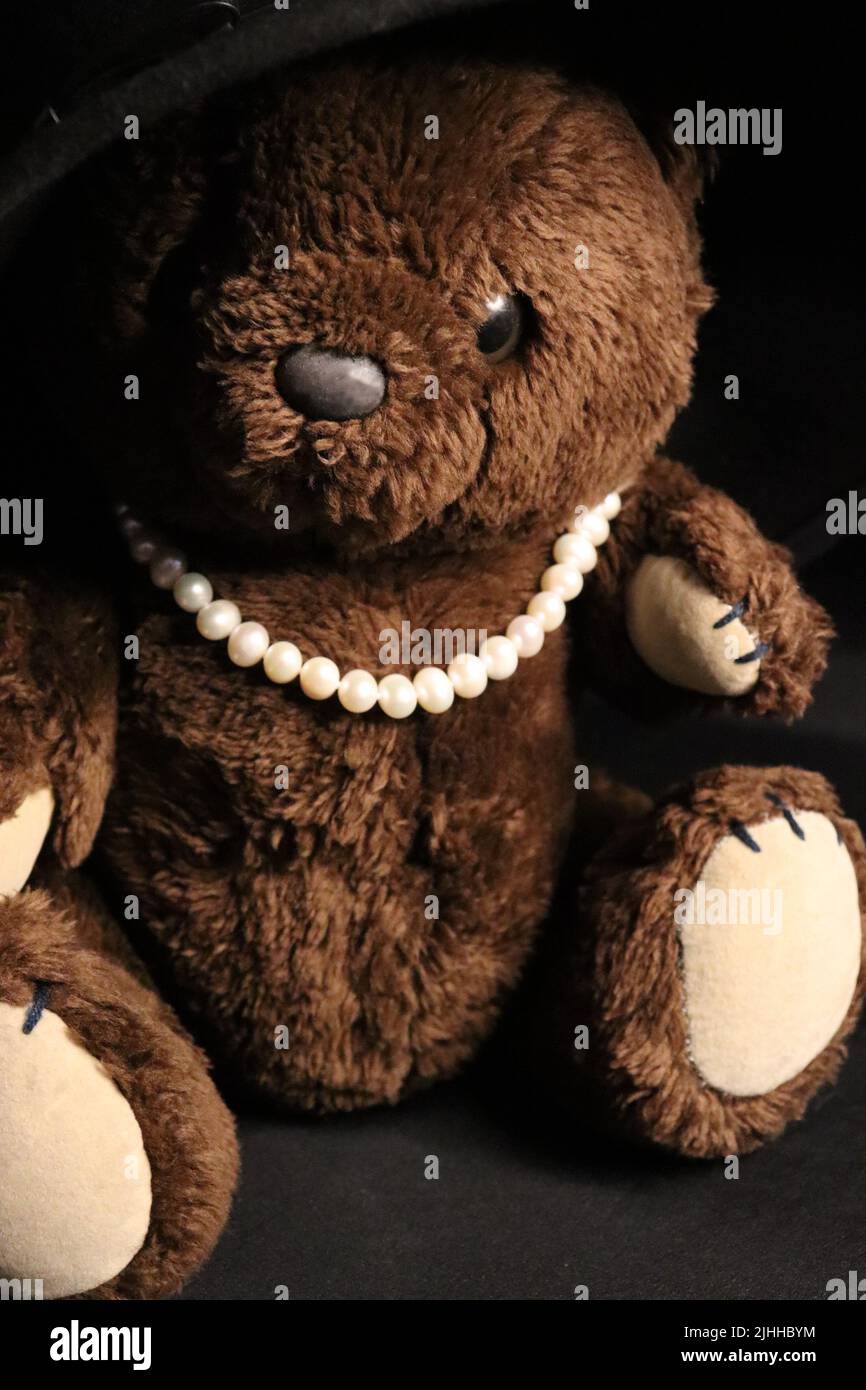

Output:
xmin=0 ymin=574 xmax=118 ymax=863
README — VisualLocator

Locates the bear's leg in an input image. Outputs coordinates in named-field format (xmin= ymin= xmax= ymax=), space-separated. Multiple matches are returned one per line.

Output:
xmin=531 ymin=765 xmax=864 ymax=1157
xmin=0 ymin=868 xmax=238 ymax=1298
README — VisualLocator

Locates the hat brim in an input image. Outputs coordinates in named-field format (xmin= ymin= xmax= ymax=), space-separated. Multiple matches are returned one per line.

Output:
xmin=0 ymin=0 xmax=511 ymax=260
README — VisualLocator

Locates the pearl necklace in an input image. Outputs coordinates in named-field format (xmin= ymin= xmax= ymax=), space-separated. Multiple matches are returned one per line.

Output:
xmin=116 ymin=491 xmax=621 ymax=718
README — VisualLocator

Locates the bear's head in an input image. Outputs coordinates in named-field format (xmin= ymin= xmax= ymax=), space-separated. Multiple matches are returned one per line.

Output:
xmin=67 ymin=45 xmax=712 ymax=562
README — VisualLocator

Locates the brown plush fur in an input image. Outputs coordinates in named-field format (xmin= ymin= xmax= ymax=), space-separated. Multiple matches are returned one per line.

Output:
xmin=0 ymin=45 xmax=860 ymax=1297
xmin=0 ymin=574 xmax=117 ymax=861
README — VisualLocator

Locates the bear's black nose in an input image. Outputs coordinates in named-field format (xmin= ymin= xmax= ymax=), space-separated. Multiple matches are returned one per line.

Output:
xmin=275 ymin=344 xmax=386 ymax=420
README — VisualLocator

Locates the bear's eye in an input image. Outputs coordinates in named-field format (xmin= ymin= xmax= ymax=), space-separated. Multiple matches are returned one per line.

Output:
xmin=476 ymin=293 xmax=523 ymax=363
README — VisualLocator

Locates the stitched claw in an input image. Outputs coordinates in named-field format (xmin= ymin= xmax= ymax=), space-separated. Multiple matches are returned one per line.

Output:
xmin=734 ymin=641 xmax=770 ymax=665
xmin=730 ymin=819 xmax=761 ymax=852
xmin=765 ymin=793 xmax=806 ymax=840
xmin=713 ymin=595 xmax=749 ymax=629
xmin=22 ymin=981 xmax=50 ymax=1035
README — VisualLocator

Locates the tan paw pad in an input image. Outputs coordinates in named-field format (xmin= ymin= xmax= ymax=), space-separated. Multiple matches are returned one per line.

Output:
xmin=678 ymin=811 xmax=861 ymax=1096
xmin=0 ymin=786 xmax=54 ymax=898
xmin=626 ymin=555 xmax=763 ymax=696
xmin=0 ymin=1000 xmax=152 ymax=1298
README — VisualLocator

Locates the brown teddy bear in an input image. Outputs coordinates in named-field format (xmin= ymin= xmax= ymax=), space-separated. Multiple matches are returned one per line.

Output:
xmin=1 ymin=27 xmax=863 ymax=1301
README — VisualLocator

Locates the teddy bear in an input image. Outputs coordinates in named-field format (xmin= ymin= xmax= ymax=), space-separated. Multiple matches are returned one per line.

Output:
xmin=1 ymin=30 xmax=863 ymax=1303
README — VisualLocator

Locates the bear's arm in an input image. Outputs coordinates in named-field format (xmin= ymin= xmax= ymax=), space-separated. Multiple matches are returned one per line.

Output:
xmin=0 ymin=570 xmax=117 ymax=891
xmin=571 ymin=456 xmax=832 ymax=720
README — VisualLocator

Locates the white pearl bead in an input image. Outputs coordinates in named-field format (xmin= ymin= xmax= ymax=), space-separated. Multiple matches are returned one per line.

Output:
xmin=480 ymin=635 xmax=518 ymax=681
xmin=600 ymin=491 xmax=622 ymax=519
xmin=447 ymin=652 xmax=488 ymax=698
xmin=377 ymin=673 xmax=417 ymax=719
xmin=173 ymin=571 xmax=213 ymax=613
xmin=300 ymin=656 xmax=340 ymax=700
xmin=506 ymin=614 xmax=545 ymax=658
xmin=413 ymin=667 xmax=455 ymax=714
xmin=553 ymin=533 xmax=581 ymax=566
xmin=541 ymin=564 xmax=583 ymax=601
xmin=526 ymin=591 xmax=566 ymax=632
xmin=339 ymin=669 xmax=379 ymax=713
xmin=227 ymin=621 xmax=270 ymax=668
xmin=129 ymin=532 xmax=158 ymax=564
xmin=264 ymin=641 xmax=303 ymax=684
xmin=559 ymin=506 xmax=588 ymax=533
xmin=580 ymin=510 xmax=610 ymax=546
xmin=553 ymin=532 xmax=597 ymax=573
xmin=196 ymin=599 xmax=242 ymax=640
xmin=150 ymin=546 xmax=188 ymax=590
xmin=119 ymin=513 xmax=142 ymax=538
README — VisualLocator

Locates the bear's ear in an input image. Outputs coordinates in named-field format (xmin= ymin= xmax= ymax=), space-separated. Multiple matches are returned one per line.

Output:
xmin=76 ymin=97 xmax=252 ymax=344
xmin=88 ymin=110 xmax=211 ymax=341
xmin=619 ymin=92 xmax=717 ymax=315
xmin=625 ymin=99 xmax=718 ymax=214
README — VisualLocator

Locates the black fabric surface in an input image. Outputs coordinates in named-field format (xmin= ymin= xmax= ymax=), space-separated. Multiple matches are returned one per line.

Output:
xmin=180 ymin=1031 xmax=866 ymax=1302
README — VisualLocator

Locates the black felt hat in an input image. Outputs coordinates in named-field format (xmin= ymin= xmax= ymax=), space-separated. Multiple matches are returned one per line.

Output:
xmin=0 ymin=0 xmax=531 ymax=261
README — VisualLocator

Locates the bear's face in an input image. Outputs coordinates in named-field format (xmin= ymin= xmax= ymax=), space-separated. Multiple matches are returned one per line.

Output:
xmin=89 ymin=54 xmax=709 ymax=559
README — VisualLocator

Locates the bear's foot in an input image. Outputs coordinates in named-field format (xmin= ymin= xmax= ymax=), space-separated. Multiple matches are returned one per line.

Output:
xmin=560 ymin=766 xmax=865 ymax=1156
xmin=0 ymin=884 xmax=238 ymax=1298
